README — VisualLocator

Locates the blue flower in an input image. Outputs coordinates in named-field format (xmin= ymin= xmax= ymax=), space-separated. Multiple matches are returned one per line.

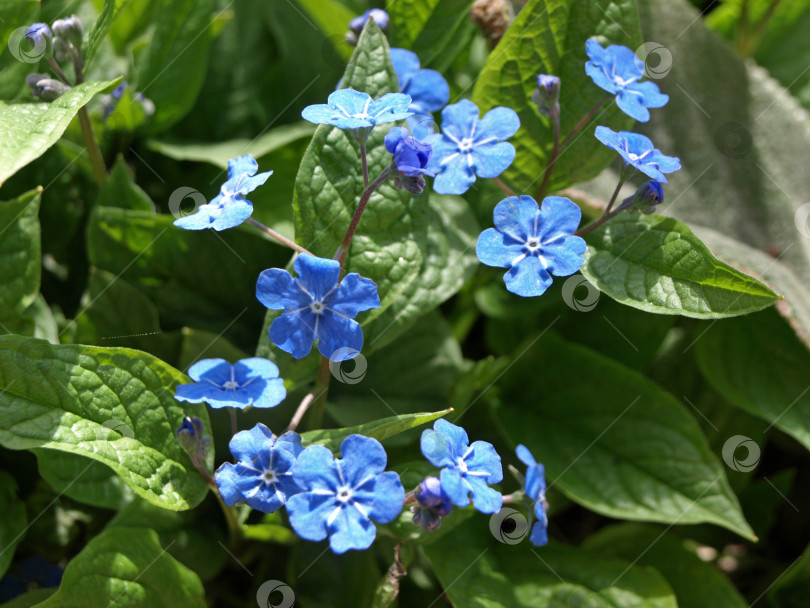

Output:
xmin=411 ymin=476 xmax=453 ymax=532
xmin=390 ymin=48 xmax=449 ymax=136
xmin=385 ymin=127 xmax=433 ymax=177
xmin=594 ymin=126 xmax=681 ymax=183
xmin=301 ymin=89 xmax=412 ymax=132
xmin=585 ymin=39 xmax=668 ymax=123
xmin=426 ymin=99 xmax=519 ymax=195
xmin=516 ymin=445 xmax=548 ymax=546
xmin=286 ymin=434 xmax=405 ymax=553
xmin=420 ymin=419 xmax=503 ymax=514
xmin=173 ymin=154 xmax=272 ymax=231
xmin=174 ymin=358 xmax=286 ymax=409
xmin=256 ymin=254 xmax=380 ymax=361
xmin=349 ymin=8 xmax=389 ymax=33
xmin=215 ymin=423 xmax=303 ymax=513
xmin=477 ymin=195 xmax=586 ymax=297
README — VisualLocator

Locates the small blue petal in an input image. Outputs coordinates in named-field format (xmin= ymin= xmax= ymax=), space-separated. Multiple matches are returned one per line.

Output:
xmin=594 ymin=126 xmax=680 ymax=183
xmin=476 ymin=228 xmax=524 ymax=268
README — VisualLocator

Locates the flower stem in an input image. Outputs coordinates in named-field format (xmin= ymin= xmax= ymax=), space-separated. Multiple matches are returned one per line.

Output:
xmin=492 ymin=177 xmax=517 ymax=197
xmin=360 ymin=141 xmax=369 ymax=189
xmin=537 ymin=104 xmax=560 ymax=199
xmin=305 ymin=355 xmax=333 ymax=430
xmin=214 ymin=488 xmax=242 ymax=547
xmin=603 ymin=175 xmax=626 ymax=215
xmin=47 ymin=57 xmax=71 ymax=86
xmin=574 ymin=170 xmax=631 ymax=237
xmin=286 ymin=386 xmax=326 ymax=433
xmin=247 ymin=218 xmax=314 ymax=256
xmin=334 ymin=167 xmax=390 ymax=275
xmin=560 ymin=99 xmax=604 ymax=149
xmin=229 ymin=409 xmax=237 ymax=436
xmin=70 ymin=53 xmax=107 ymax=187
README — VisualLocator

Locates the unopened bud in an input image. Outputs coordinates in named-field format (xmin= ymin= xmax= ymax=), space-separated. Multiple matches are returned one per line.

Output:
xmin=411 ymin=477 xmax=452 ymax=531
xmin=531 ymin=74 xmax=560 ymax=117
xmin=29 ymin=77 xmax=71 ymax=100
xmin=176 ymin=416 xmax=211 ymax=460
xmin=624 ymin=180 xmax=664 ymax=214
xmin=52 ymin=15 xmax=84 ymax=48
xmin=24 ymin=23 xmax=52 ymax=57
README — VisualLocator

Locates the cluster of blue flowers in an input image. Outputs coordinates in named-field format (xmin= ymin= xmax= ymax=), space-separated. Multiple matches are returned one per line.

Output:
xmin=163 ymin=9 xmax=691 ymax=556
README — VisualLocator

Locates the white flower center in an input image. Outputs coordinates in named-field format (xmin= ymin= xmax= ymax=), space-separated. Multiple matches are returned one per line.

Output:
xmin=526 ymin=238 xmax=540 ymax=251
xmin=310 ymin=300 xmax=325 ymax=314
xmin=262 ymin=470 xmax=278 ymax=484
xmin=456 ymin=457 xmax=468 ymax=474
xmin=223 ymin=380 xmax=239 ymax=390
xmin=336 ymin=486 xmax=353 ymax=502
xmin=458 ymin=138 xmax=474 ymax=152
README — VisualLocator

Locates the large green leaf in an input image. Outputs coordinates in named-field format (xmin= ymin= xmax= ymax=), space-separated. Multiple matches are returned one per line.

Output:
xmin=585 ymin=523 xmax=749 ymax=608
xmin=136 ymin=0 xmax=216 ymax=133
xmin=471 ymin=0 xmax=641 ymax=194
xmin=0 ymin=78 xmax=121 ymax=186
xmin=769 ymin=541 xmax=810 ymax=608
xmin=293 ymin=0 xmax=355 ymax=61
xmin=0 ymin=188 xmax=40 ymax=329
xmin=34 ymin=527 xmax=206 ymax=608
xmin=35 ymin=449 xmax=132 ymax=510
xmin=0 ymin=336 xmax=211 ymax=510
xmin=285 ymin=20 xmax=428 ymax=331
xmin=496 ymin=331 xmax=754 ymax=539
xmin=581 ymin=213 xmax=779 ymax=317
xmin=424 ymin=517 xmax=677 ymax=608
xmin=0 ymin=471 xmax=27 ymax=578
xmin=301 ymin=408 xmax=452 ymax=453
xmin=387 ymin=0 xmax=477 ymax=67
xmin=633 ymin=0 xmax=810 ymax=343
xmin=85 ymin=0 xmax=129 ymax=65
xmin=694 ymin=308 xmax=810 ymax=452
xmin=363 ymin=193 xmax=480 ymax=350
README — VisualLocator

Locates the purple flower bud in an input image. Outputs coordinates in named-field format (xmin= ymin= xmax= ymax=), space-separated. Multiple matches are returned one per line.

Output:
xmin=384 ymin=127 xmax=434 ymax=194
xmin=411 ymin=476 xmax=453 ymax=531
xmin=532 ymin=74 xmax=560 ymax=117
xmin=25 ymin=23 xmax=52 ymax=45
xmin=624 ymin=180 xmax=664 ymax=215
xmin=176 ymin=416 xmax=211 ymax=459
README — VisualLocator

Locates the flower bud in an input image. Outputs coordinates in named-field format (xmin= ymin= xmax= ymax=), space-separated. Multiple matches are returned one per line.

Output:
xmin=624 ymin=180 xmax=664 ymax=214
xmin=28 ymin=77 xmax=71 ymax=101
xmin=176 ymin=416 xmax=211 ymax=460
xmin=53 ymin=37 xmax=72 ymax=62
xmin=531 ymin=74 xmax=560 ymax=117
xmin=411 ymin=476 xmax=453 ymax=531
xmin=52 ymin=15 xmax=84 ymax=48
xmin=384 ymin=127 xmax=434 ymax=195
xmin=24 ymin=23 xmax=52 ymax=56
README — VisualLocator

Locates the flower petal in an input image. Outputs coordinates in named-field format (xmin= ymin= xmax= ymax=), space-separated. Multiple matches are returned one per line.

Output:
xmin=187 ymin=358 xmax=230 ymax=383
xmin=327 ymin=503 xmax=377 ymax=553
xmin=439 ymin=99 xmax=480 ymax=141
xmin=368 ymin=471 xmax=405 ymax=523
xmin=516 ymin=444 xmax=536 ymax=468
xmin=228 ymin=423 xmax=274 ymax=462
xmin=466 ymin=440 xmax=503 ymax=484
xmin=616 ymin=89 xmax=651 ymax=122
xmin=538 ymin=196 xmax=583 ymax=239
xmin=439 ymin=467 xmax=470 ymax=507
xmin=420 ymin=428 xmax=454 ymax=468
xmin=466 ymin=475 xmax=503 ymax=514
xmin=503 ymin=255 xmax=553 ymax=297
xmin=339 ymin=435 xmax=387 ymax=487
xmin=330 ymin=273 xmax=380 ymax=317
xmin=294 ymin=254 xmax=340 ymax=300
xmin=390 ymin=48 xmax=420 ymax=87
xmin=544 ymin=237 xmax=586 ymax=277
xmin=434 ymin=419 xmax=470 ymax=459
xmin=256 ymin=268 xmax=308 ymax=311
xmin=286 ymin=492 xmax=336 ymax=542
xmin=233 ymin=358 xmax=279 ymax=383
xmin=292 ymin=444 xmax=339 ymax=492
xmin=172 ymin=205 xmax=218 ymax=230
xmin=470 ymin=141 xmax=516 ymax=178
xmin=214 ymin=462 xmax=243 ymax=506
xmin=477 ymin=106 xmax=520 ymax=141
xmin=476 ymin=228 xmax=525 ymax=269
xmin=405 ymin=69 xmax=449 ymax=113
xmin=248 ymin=378 xmax=286 ymax=409
xmin=269 ymin=311 xmax=317 ymax=359
xmin=432 ymin=152 xmax=476 ymax=195
xmin=210 ymin=197 xmax=253 ymax=231
xmin=492 ymin=195 xmax=539 ymax=240
xmin=227 ymin=154 xmax=258 ymax=179
xmin=316 ymin=313 xmax=364 ymax=361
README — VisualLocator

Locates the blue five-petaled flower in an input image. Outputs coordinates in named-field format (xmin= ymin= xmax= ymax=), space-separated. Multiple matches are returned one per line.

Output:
xmin=215 ymin=424 xmax=303 ymax=513
xmin=256 ymin=254 xmax=380 ymax=361
xmin=302 ymin=89 xmax=412 ymax=133
xmin=174 ymin=358 xmax=286 ymax=409
xmin=390 ymin=48 xmax=450 ymax=136
xmin=173 ymin=154 xmax=271 ymax=231
xmin=426 ymin=99 xmax=519 ymax=195
xmin=477 ymin=195 xmax=586 ymax=297
xmin=420 ymin=419 xmax=503 ymax=514
xmin=286 ymin=434 xmax=405 ymax=554
xmin=516 ymin=445 xmax=549 ymax=546
xmin=585 ymin=39 xmax=669 ymax=123
xmin=595 ymin=126 xmax=681 ymax=183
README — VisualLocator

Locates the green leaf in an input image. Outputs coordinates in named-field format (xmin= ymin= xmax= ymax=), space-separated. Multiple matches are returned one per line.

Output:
xmin=289 ymin=19 xmax=427 ymax=329
xmin=0 ymin=78 xmax=121 ymax=186
xmin=0 ymin=470 xmax=27 ymax=578
xmin=694 ymin=308 xmax=810 ymax=453
xmin=585 ymin=523 xmax=749 ymax=608
xmin=0 ymin=589 xmax=56 ymax=608
xmin=301 ymin=408 xmax=452 ymax=453
xmin=147 ymin=121 xmax=316 ymax=169
xmin=387 ymin=0 xmax=477 ymax=67
xmin=769 ymin=541 xmax=810 ymax=608
xmin=0 ymin=188 xmax=41 ymax=329
xmin=496 ymin=331 xmax=755 ymax=539
xmin=632 ymin=0 xmax=810 ymax=343
xmin=136 ymin=0 xmax=217 ymax=133
xmin=35 ymin=449 xmax=132 ymax=510
xmin=97 ymin=157 xmax=155 ymax=211
xmin=424 ymin=517 xmax=677 ymax=608
xmin=292 ymin=0 xmax=355 ymax=61
xmin=363 ymin=193 xmax=480 ymax=350
xmin=85 ymin=0 xmax=128 ymax=65
xmin=34 ymin=527 xmax=206 ymax=608
xmin=581 ymin=213 xmax=779 ymax=318
xmin=471 ymin=0 xmax=641 ymax=194
xmin=0 ymin=336 xmax=212 ymax=510
xmin=85 ymin=207 xmax=287 ymax=348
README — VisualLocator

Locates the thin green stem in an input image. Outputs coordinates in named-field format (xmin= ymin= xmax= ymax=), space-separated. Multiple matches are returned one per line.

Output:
xmin=214 ymin=489 xmax=241 ymax=546
xmin=603 ymin=175 xmax=626 ymax=215
xmin=47 ymin=58 xmax=71 ymax=86
xmin=574 ymin=172 xmax=630 ymax=237
xmin=247 ymin=218 xmax=314 ymax=255
xmin=360 ymin=141 xmax=369 ymax=189
xmin=78 ymin=107 xmax=107 ymax=186
xmin=334 ymin=167 xmax=390 ymax=275
xmin=305 ymin=355 xmax=333 ymax=430
xmin=561 ymin=100 xmax=604 ymax=149
xmin=286 ymin=386 xmax=326 ymax=433
xmin=537 ymin=104 xmax=560 ymax=199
